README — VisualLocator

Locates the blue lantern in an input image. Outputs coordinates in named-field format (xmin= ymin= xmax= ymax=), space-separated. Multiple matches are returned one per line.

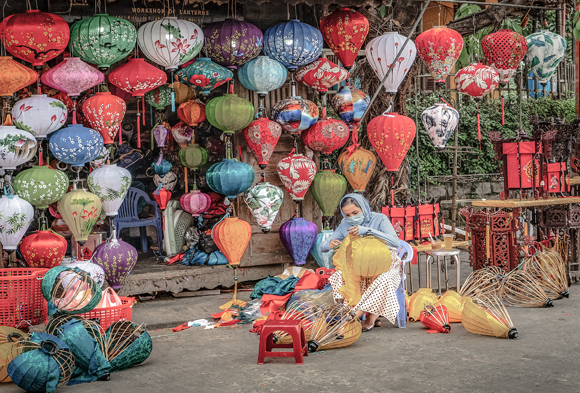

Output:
xmin=238 ymin=56 xmax=288 ymax=96
xmin=263 ymin=20 xmax=323 ymax=70
xmin=150 ymin=159 xmax=172 ymax=177
xmin=206 ymin=159 xmax=255 ymax=199
xmin=49 ymin=125 xmax=104 ymax=167
xmin=175 ymin=58 xmax=233 ymax=96
xmin=310 ymin=229 xmax=335 ymax=269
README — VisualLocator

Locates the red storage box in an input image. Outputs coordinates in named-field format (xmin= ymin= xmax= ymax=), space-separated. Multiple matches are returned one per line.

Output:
xmin=80 ymin=296 xmax=135 ymax=331
xmin=0 ymin=268 xmax=48 ymax=329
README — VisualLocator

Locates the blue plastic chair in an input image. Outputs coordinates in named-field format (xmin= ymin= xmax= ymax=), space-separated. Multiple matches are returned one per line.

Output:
xmin=395 ymin=240 xmax=414 ymax=328
xmin=113 ymin=187 xmax=163 ymax=254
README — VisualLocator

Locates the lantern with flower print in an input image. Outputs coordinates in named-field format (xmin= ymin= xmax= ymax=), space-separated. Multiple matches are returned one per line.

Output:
xmin=0 ymin=194 xmax=34 ymax=250
xmin=41 ymin=57 xmax=104 ymax=98
xmin=58 ymin=185 xmax=103 ymax=244
xmin=87 ymin=164 xmax=132 ymax=217
xmin=415 ymin=27 xmax=464 ymax=85
xmin=526 ymin=31 xmax=566 ymax=86
xmin=0 ymin=125 xmax=37 ymax=170
xmin=242 ymin=118 xmax=282 ymax=169
xmin=320 ymin=8 xmax=369 ymax=71
xmin=244 ymin=182 xmax=284 ymax=233
xmin=337 ymin=148 xmax=376 ymax=193
xmin=49 ymin=124 xmax=104 ymax=167
xmin=367 ymin=112 xmax=416 ymax=172
xmin=20 ymin=229 xmax=68 ymax=269
xmin=82 ymin=92 xmax=126 ymax=145
xmin=12 ymin=95 xmax=67 ymax=139
xmin=263 ymin=20 xmax=323 ymax=71
xmin=295 ymin=58 xmax=349 ymax=92
xmin=176 ymin=58 xmax=233 ymax=96
xmin=171 ymin=122 xmax=194 ymax=148
xmin=91 ymin=230 xmax=138 ymax=290
xmin=145 ymin=85 xmax=172 ymax=110
xmin=276 ymin=152 xmax=317 ymax=202
xmin=13 ymin=165 xmax=69 ymax=209
xmin=302 ymin=119 xmax=349 ymax=155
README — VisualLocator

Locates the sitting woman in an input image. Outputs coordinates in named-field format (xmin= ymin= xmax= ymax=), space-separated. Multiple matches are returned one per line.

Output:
xmin=320 ymin=193 xmax=401 ymax=331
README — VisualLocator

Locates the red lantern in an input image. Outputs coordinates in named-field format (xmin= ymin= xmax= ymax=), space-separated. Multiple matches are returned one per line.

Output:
xmin=242 ymin=118 xmax=282 ymax=169
xmin=177 ymin=100 xmax=206 ymax=127
xmin=0 ymin=56 xmax=38 ymax=96
xmin=302 ymin=118 xmax=349 ymax=154
xmin=212 ymin=217 xmax=252 ymax=266
xmin=83 ymin=92 xmax=127 ymax=144
xmin=481 ymin=30 xmax=527 ymax=85
xmin=320 ymin=8 xmax=369 ymax=70
xmin=2 ymin=10 xmax=69 ymax=67
xmin=295 ymin=58 xmax=349 ymax=92
xmin=153 ymin=187 xmax=171 ymax=210
xmin=276 ymin=150 xmax=317 ymax=202
xmin=416 ymin=27 xmax=464 ymax=85
xmin=20 ymin=230 xmax=67 ymax=269
xmin=419 ymin=305 xmax=451 ymax=334
xmin=49 ymin=91 xmax=75 ymax=113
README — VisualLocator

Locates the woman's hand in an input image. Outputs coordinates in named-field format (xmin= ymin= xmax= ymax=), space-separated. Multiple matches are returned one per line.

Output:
xmin=329 ymin=239 xmax=342 ymax=249
xmin=348 ymin=226 xmax=359 ymax=236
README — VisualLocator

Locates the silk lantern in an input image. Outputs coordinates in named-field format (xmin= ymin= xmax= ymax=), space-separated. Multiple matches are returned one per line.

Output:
xmin=87 ymin=164 xmax=132 ymax=216
xmin=171 ymin=122 xmax=194 ymax=148
xmin=0 ymin=126 xmax=37 ymax=169
xmin=180 ymin=189 xmax=211 ymax=216
xmin=49 ymin=124 xmax=104 ymax=166
xmin=41 ymin=57 xmax=104 ymax=97
xmin=277 ymin=152 xmax=317 ymax=202
xmin=271 ymin=97 xmax=318 ymax=134
xmin=82 ymin=92 xmax=126 ymax=144
xmin=295 ymin=58 xmax=349 ymax=92
xmin=175 ymin=57 xmax=233 ymax=96
xmin=0 ymin=194 xmax=34 ymax=250
xmin=178 ymin=144 xmax=208 ymax=170
xmin=349 ymin=235 xmax=392 ymax=278
xmin=330 ymin=85 xmax=370 ymax=125
xmin=173 ymin=81 xmax=197 ymax=104
xmin=366 ymin=32 xmax=417 ymax=93
xmin=150 ymin=159 xmax=172 ymax=177
xmin=20 ymin=230 xmax=67 ymax=269
xmin=482 ymin=29 xmax=527 ymax=85
xmin=421 ymin=103 xmax=459 ymax=149
xmin=242 ymin=118 xmax=282 ymax=169
xmin=244 ymin=182 xmax=284 ymax=233
xmin=320 ymin=8 xmax=369 ymax=70
xmin=279 ymin=217 xmax=318 ymax=265
xmin=58 ymin=185 xmax=102 ymax=244
xmin=206 ymin=159 xmax=255 ymax=199
xmin=177 ymin=100 xmax=206 ymax=126
xmin=311 ymin=229 xmax=335 ymax=269
xmin=238 ymin=56 xmax=287 ymax=96
xmin=337 ymin=148 xmax=376 ymax=192
xmin=206 ymin=94 xmax=254 ymax=134
xmin=311 ymin=170 xmax=347 ymax=218
xmin=70 ymin=14 xmax=137 ymax=69
xmin=0 ymin=57 xmax=38 ymax=96
xmin=526 ymin=31 xmax=566 ymax=86
xmin=212 ymin=217 xmax=252 ymax=265
xmin=13 ymin=165 xmax=68 ymax=209
xmin=91 ymin=231 xmax=138 ymax=289
xmin=415 ymin=27 xmax=464 ymax=85
xmin=302 ymin=119 xmax=349 ymax=154
xmin=153 ymin=124 xmax=170 ymax=148
xmin=367 ymin=112 xmax=416 ymax=172
xmin=12 ymin=94 xmax=67 ymax=139
xmin=145 ymin=84 xmax=171 ymax=110
xmin=263 ymin=20 xmax=323 ymax=70
xmin=153 ymin=186 xmax=171 ymax=210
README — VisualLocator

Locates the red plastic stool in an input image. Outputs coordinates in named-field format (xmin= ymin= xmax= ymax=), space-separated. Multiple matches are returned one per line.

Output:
xmin=258 ymin=320 xmax=308 ymax=365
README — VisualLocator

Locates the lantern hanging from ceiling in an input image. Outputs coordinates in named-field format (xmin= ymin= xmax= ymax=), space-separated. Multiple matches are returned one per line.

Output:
xmin=238 ymin=56 xmax=287 ymax=96
xmin=367 ymin=112 xmax=416 ymax=172
xmin=180 ymin=189 xmax=211 ymax=216
xmin=319 ymin=8 xmax=369 ymax=70
xmin=178 ymin=143 xmax=208 ymax=170
xmin=150 ymin=159 xmax=172 ymax=177
xmin=271 ymin=96 xmax=319 ymax=134
xmin=302 ymin=118 xmax=349 ymax=154
xmin=177 ymin=100 xmax=206 ymax=126
xmin=171 ymin=122 xmax=194 ymax=148
xmin=175 ymin=58 xmax=233 ymax=96
xmin=87 ymin=164 xmax=132 ymax=217
xmin=154 ymin=170 xmax=177 ymax=192
xmin=366 ymin=32 xmax=417 ymax=93
xmin=58 ymin=185 xmax=103 ymax=243
xmin=173 ymin=80 xmax=197 ymax=104
xmin=206 ymin=94 xmax=254 ymax=134
xmin=212 ymin=217 xmax=252 ymax=265
xmin=202 ymin=18 xmax=263 ymax=69
xmin=82 ymin=92 xmax=126 ymax=145
xmin=41 ymin=57 xmax=104 ymax=97
xmin=311 ymin=169 xmax=347 ymax=218
xmin=279 ymin=217 xmax=318 ymax=266
xmin=0 ymin=194 xmax=34 ymax=250
xmin=70 ymin=14 xmax=137 ymax=69
xmin=91 ymin=231 xmax=138 ymax=290
xmin=263 ymin=20 xmax=323 ymax=70
xmin=337 ymin=148 xmax=376 ymax=192
xmin=20 ymin=229 xmax=68 ymax=269
xmin=49 ymin=124 xmax=104 ymax=167
xmin=0 ymin=57 xmax=38 ymax=97
xmin=13 ymin=165 xmax=68 ymax=209
xmin=244 ymin=182 xmax=284 ymax=233
xmin=2 ymin=11 xmax=69 ymax=67
xmin=153 ymin=124 xmax=170 ymax=148
xmin=415 ymin=26 xmax=464 ymax=85
xmin=0 ymin=126 xmax=37 ymax=170
xmin=12 ymin=94 xmax=67 ymax=139
xmin=330 ymin=85 xmax=370 ymax=126
xmin=421 ymin=103 xmax=459 ymax=149
xmin=242 ymin=118 xmax=282 ymax=169
xmin=526 ymin=30 xmax=566 ymax=86
xmin=145 ymin=85 xmax=172 ymax=110
xmin=481 ymin=29 xmax=527 ymax=85
xmin=153 ymin=186 xmax=171 ymax=210
xmin=277 ymin=152 xmax=317 ymax=202
xmin=295 ymin=58 xmax=349 ymax=92
xmin=206 ymin=159 xmax=255 ymax=199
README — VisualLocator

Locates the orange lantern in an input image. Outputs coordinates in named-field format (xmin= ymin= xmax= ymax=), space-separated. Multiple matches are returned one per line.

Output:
xmin=177 ymin=100 xmax=206 ymax=127
xmin=82 ymin=92 xmax=126 ymax=144
xmin=337 ymin=148 xmax=376 ymax=193
xmin=0 ymin=56 xmax=38 ymax=96
xmin=212 ymin=217 xmax=252 ymax=266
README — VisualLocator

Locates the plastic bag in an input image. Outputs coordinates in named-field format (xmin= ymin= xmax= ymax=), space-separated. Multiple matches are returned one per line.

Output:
xmin=97 ymin=287 xmax=122 ymax=308
xmin=239 ymin=299 xmax=265 ymax=322
xmin=288 ymin=285 xmax=334 ymax=307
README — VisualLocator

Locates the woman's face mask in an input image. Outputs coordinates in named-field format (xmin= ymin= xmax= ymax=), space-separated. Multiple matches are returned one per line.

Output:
xmin=346 ymin=213 xmax=365 ymax=226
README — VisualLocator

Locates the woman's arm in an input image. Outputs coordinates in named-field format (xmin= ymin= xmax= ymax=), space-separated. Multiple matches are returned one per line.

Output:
xmin=319 ymin=225 xmax=347 ymax=253
xmin=358 ymin=216 xmax=400 ymax=249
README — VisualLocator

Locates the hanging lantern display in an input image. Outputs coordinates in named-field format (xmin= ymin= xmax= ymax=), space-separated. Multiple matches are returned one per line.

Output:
xmin=154 ymin=172 xmax=177 ymax=192
xmin=20 ymin=230 xmax=68 ymax=269
xmin=0 ymin=57 xmax=38 ymax=97
xmin=302 ymin=119 xmax=349 ymax=154
xmin=212 ymin=217 xmax=252 ymax=265
xmin=41 ymin=57 xmax=104 ymax=97
xmin=271 ymin=97 xmax=319 ymax=134
xmin=311 ymin=170 xmax=347 ymax=218
xmin=367 ymin=112 xmax=416 ymax=172
xmin=177 ymin=100 xmax=206 ymax=126
xmin=263 ymin=20 xmax=323 ymax=70
xmin=415 ymin=26 xmax=464 ymax=85
xmin=330 ymin=85 xmax=370 ymax=125
xmin=173 ymin=80 xmax=196 ymax=104
xmin=13 ymin=165 xmax=68 ymax=209
xmin=276 ymin=152 xmax=317 ymax=202
xmin=145 ymin=85 xmax=172 ymax=110
xmin=153 ymin=124 xmax=170 ymax=148
xmin=337 ymin=148 xmax=376 ymax=192
xmin=319 ymin=8 xmax=369 ymax=70
xmin=242 ymin=118 xmax=282 ymax=169
xmin=279 ymin=217 xmax=318 ymax=266
xmin=526 ymin=30 xmax=566 ymax=86
xmin=0 ymin=126 xmax=37 ymax=169
xmin=49 ymin=124 xmax=104 ymax=166
xmin=180 ymin=189 xmax=211 ymax=216
xmin=202 ymin=18 xmax=263 ymax=69
xmin=150 ymin=159 xmax=172 ymax=177
xmin=295 ymin=58 xmax=349 ymax=92
xmin=311 ymin=229 xmax=335 ymax=269
xmin=171 ymin=122 xmax=194 ymax=148
xmin=481 ymin=29 xmax=527 ymax=85
xmin=91 ymin=232 xmax=138 ymax=289
xmin=366 ymin=32 xmax=417 ymax=93
xmin=0 ymin=194 xmax=34 ymax=250
xmin=2 ymin=11 xmax=69 ymax=67
xmin=58 ymin=186 xmax=103 ymax=243
xmin=206 ymin=159 xmax=255 ymax=199
xmin=11 ymin=94 xmax=67 ymax=139
xmin=178 ymin=143 xmax=208 ymax=170
xmin=206 ymin=94 xmax=254 ymax=134
xmin=175 ymin=58 xmax=233 ymax=96
xmin=87 ymin=164 xmax=132 ymax=217
xmin=421 ymin=103 xmax=459 ymax=149
xmin=238 ymin=56 xmax=287 ymax=96
xmin=244 ymin=182 xmax=284 ymax=233
xmin=153 ymin=186 xmax=172 ymax=210
xmin=82 ymin=92 xmax=126 ymax=145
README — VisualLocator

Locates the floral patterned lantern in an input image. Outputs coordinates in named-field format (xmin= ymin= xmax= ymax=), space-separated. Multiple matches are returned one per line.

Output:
xmin=58 ymin=185 xmax=103 ymax=244
xmin=421 ymin=103 xmax=459 ymax=149
xmin=206 ymin=159 xmax=255 ymax=199
xmin=180 ymin=189 xmax=211 ymax=216
xmin=337 ymin=148 xmax=376 ymax=192
xmin=0 ymin=57 xmax=38 ymax=97
xmin=41 ymin=57 xmax=104 ymax=98
xmin=82 ymin=92 xmax=126 ymax=145
xmin=91 ymin=231 xmax=138 ymax=290
xmin=279 ymin=217 xmax=318 ymax=266
xmin=12 ymin=94 xmax=67 ymax=139
xmin=20 ymin=230 xmax=67 ymax=269
xmin=295 ymin=58 xmax=349 ymax=92
xmin=177 ymin=100 xmax=206 ymax=126
xmin=171 ymin=122 xmax=194 ymax=148
xmin=271 ymin=97 xmax=318 ymax=134
xmin=244 ymin=182 xmax=283 ymax=233
xmin=302 ymin=118 xmax=349 ymax=154
xmin=526 ymin=31 xmax=566 ymax=86
xmin=415 ymin=27 xmax=464 ymax=85
xmin=367 ymin=112 xmax=416 ymax=172
xmin=88 ymin=164 xmax=132 ymax=217
xmin=0 ymin=194 xmax=34 ymax=250
xmin=2 ymin=11 xmax=69 ymax=67
xmin=0 ymin=126 xmax=37 ymax=170
xmin=263 ymin=20 xmax=323 ymax=70
xmin=238 ymin=56 xmax=287 ymax=96
xmin=481 ymin=29 xmax=527 ymax=85
xmin=276 ymin=152 xmax=316 ymax=202
xmin=212 ymin=217 xmax=252 ymax=265
xmin=175 ymin=58 xmax=233 ymax=96
xmin=13 ymin=165 xmax=68 ymax=209
xmin=311 ymin=169 xmax=347 ymax=218
xmin=49 ymin=124 xmax=104 ymax=167
xmin=242 ymin=118 xmax=282 ymax=170
xmin=320 ymin=8 xmax=369 ymax=70
xmin=145 ymin=85 xmax=172 ymax=109
xmin=206 ymin=94 xmax=254 ymax=134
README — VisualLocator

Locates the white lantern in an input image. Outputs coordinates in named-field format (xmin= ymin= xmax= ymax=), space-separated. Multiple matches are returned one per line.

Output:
xmin=12 ymin=95 xmax=67 ymax=139
xmin=366 ymin=32 xmax=417 ymax=93
xmin=137 ymin=17 xmax=204 ymax=71
xmin=243 ymin=182 xmax=284 ymax=233
xmin=0 ymin=194 xmax=34 ymax=250
xmin=0 ymin=126 xmax=37 ymax=170
xmin=61 ymin=259 xmax=106 ymax=288
xmin=87 ymin=164 xmax=132 ymax=217
xmin=421 ymin=103 xmax=460 ymax=149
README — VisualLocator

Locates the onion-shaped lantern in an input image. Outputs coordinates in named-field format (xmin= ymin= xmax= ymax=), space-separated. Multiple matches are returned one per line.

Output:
xmin=12 ymin=95 xmax=67 ymax=139
xmin=295 ymin=58 xmax=349 ymax=92
xmin=150 ymin=159 xmax=172 ymax=177
xmin=320 ymin=8 xmax=369 ymax=70
xmin=206 ymin=159 xmax=255 ymax=199
xmin=91 ymin=231 xmax=138 ymax=290
xmin=330 ymin=85 xmax=370 ymax=126
xmin=145 ymin=85 xmax=172 ymax=109
xmin=367 ymin=112 xmax=416 ymax=172
xmin=242 ymin=118 xmax=282 ymax=169
xmin=311 ymin=170 xmax=347 ymax=218
xmin=0 ymin=126 xmax=37 ymax=170
xmin=206 ymin=94 xmax=254 ymax=134
xmin=0 ymin=57 xmax=38 ymax=97
xmin=244 ymin=182 xmax=283 ymax=234
xmin=20 ymin=230 xmax=67 ymax=269
xmin=526 ymin=30 xmax=566 ymax=86
xmin=263 ymin=20 xmax=323 ymax=70
xmin=82 ymin=92 xmax=126 ymax=145
xmin=41 ymin=57 xmax=104 ymax=98
xmin=238 ymin=56 xmax=287 ymax=96
xmin=277 ymin=152 xmax=316 ymax=202
xmin=49 ymin=124 xmax=104 ymax=167
xmin=171 ymin=122 xmax=194 ymax=148
xmin=58 ymin=185 xmax=102 ymax=244
xmin=0 ymin=194 xmax=34 ymax=250
xmin=87 ymin=164 xmax=132 ymax=217
xmin=175 ymin=57 xmax=233 ymax=96
xmin=180 ymin=189 xmax=211 ymax=216
xmin=173 ymin=80 xmax=197 ymax=104
xmin=177 ymin=100 xmax=205 ymax=126
xmin=416 ymin=27 xmax=464 ymax=85
xmin=279 ymin=217 xmax=318 ymax=266
xmin=212 ymin=217 xmax=252 ymax=265
xmin=337 ymin=148 xmax=376 ymax=192
xmin=421 ymin=103 xmax=459 ymax=149
xmin=13 ymin=165 xmax=68 ymax=209
xmin=302 ymin=119 xmax=349 ymax=154
xmin=178 ymin=143 xmax=208 ymax=170
xmin=271 ymin=96 xmax=318 ymax=134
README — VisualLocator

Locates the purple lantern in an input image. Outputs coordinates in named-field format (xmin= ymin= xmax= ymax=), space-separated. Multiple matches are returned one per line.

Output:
xmin=91 ymin=232 xmax=138 ymax=290
xmin=279 ymin=217 xmax=318 ymax=266
xmin=180 ymin=189 xmax=211 ymax=216
xmin=153 ymin=124 xmax=170 ymax=148
xmin=202 ymin=19 xmax=264 ymax=69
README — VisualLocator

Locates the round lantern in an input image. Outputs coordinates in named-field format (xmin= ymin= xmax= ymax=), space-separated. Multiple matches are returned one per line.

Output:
xmin=0 ymin=126 xmax=37 ymax=169
xmin=173 ymin=80 xmax=197 ymax=104
xmin=295 ymin=58 xmax=349 ymax=92
xmin=263 ymin=20 xmax=323 ymax=70
xmin=212 ymin=217 xmax=252 ymax=265
xmin=58 ymin=186 xmax=103 ymax=243
xmin=244 ymin=182 xmax=284 ymax=233
xmin=330 ymin=85 xmax=370 ymax=126
xmin=180 ymin=189 xmax=211 ymax=216
xmin=367 ymin=112 xmax=416 ymax=172
xmin=13 ymin=165 xmax=68 ymax=209
xmin=87 ymin=164 xmax=132 ymax=217
xmin=271 ymin=96 xmax=319 ymax=134
xmin=82 ymin=92 xmax=126 ymax=145
xmin=60 ymin=259 xmax=106 ymax=287
xmin=202 ymin=18 xmax=263 ymax=69
xmin=70 ymin=14 xmax=137 ymax=69
xmin=421 ymin=103 xmax=459 ymax=149
xmin=177 ymin=100 xmax=206 ymax=126
xmin=0 ymin=57 xmax=38 ymax=97
xmin=311 ymin=229 xmax=335 ymax=269
xmin=337 ymin=148 xmax=376 ymax=192
xmin=178 ymin=144 xmax=208 ymax=170
xmin=320 ymin=8 xmax=369 ymax=70
xmin=302 ymin=118 xmax=349 ymax=154
xmin=279 ymin=217 xmax=318 ymax=266
xmin=238 ymin=56 xmax=287 ymax=95
xmin=481 ymin=30 xmax=527 ymax=85
xmin=12 ymin=94 xmax=67 ymax=139
xmin=349 ymin=235 xmax=392 ymax=278
xmin=2 ymin=11 xmax=68 ymax=67
xmin=206 ymin=94 xmax=254 ymax=134
xmin=91 ymin=232 xmax=138 ymax=290
xmin=206 ymin=159 xmax=255 ymax=199
xmin=175 ymin=58 xmax=233 ymax=96
xmin=171 ymin=122 xmax=194 ymax=148
xmin=41 ymin=57 xmax=104 ymax=97
xmin=311 ymin=170 xmax=347 ymax=218
xmin=137 ymin=17 xmax=203 ymax=70
xmin=242 ymin=118 xmax=282 ymax=169
xmin=49 ymin=124 xmax=104 ymax=167
xmin=526 ymin=30 xmax=566 ymax=86
xmin=150 ymin=159 xmax=172 ymax=177
xmin=145 ymin=85 xmax=172 ymax=109
xmin=108 ymin=58 xmax=167 ymax=97
xmin=455 ymin=63 xmax=499 ymax=99
xmin=366 ymin=32 xmax=417 ymax=93
xmin=276 ymin=153 xmax=316 ymax=202
xmin=0 ymin=194 xmax=34 ymax=250
xmin=415 ymin=27 xmax=464 ymax=85
xmin=20 ymin=230 xmax=67 ymax=269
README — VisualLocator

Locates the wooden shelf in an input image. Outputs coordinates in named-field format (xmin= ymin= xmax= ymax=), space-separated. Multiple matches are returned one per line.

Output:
xmin=415 ymin=240 xmax=469 ymax=252
xmin=471 ymin=197 xmax=580 ymax=208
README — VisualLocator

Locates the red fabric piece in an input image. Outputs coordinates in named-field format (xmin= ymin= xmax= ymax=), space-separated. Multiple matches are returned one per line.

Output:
xmin=218 ymin=319 xmax=240 ymax=327
xmin=250 ymin=319 xmax=266 ymax=334
xmin=166 ymin=252 xmax=186 ymax=265
xmin=211 ymin=310 xmax=227 ymax=319
xmin=172 ymin=322 xmax=191 ymax=332
xmin=259 ymin=271 xmax=321 ymax=314
xmin=345 ymin=125 xmax=360 ymax=158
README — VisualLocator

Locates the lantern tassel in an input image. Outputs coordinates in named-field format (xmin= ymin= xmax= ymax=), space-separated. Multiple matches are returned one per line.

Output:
xmin=346 ymin=125 xmax=360 ymax=158
xmin=119 ymin=125 xmax=122 ymax=144
xmin=238 ymin=146 xmax=243 ymax=161
xmin=137 ymin=114 xmax=141 ymax=149
xmin=476 ymin=104 xmax=481 ymax=150
xmin=142 ymin=97 xmax=145 ymax=126
xmin=390 ymin=174 xmax=395 ymax=206
xmin=72 ymin=99 xmax=77 ymax=125
xmin=171 ymin=90 xmax=176 ymax=112
xmin=150 ymin=105 xmax=154 ymax=127
xmin=501 ymin=95 xmax=505 ymax=125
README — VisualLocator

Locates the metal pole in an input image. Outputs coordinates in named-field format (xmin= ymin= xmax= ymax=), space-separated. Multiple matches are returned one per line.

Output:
xmin=414 ymin=77 xmax=420 ymax=199
xmin=452 ymin=96 xmax=459 ymax=235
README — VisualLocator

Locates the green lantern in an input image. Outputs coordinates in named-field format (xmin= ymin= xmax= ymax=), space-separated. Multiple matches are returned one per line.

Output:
xmin=13 ymin=165 xmax=69 ymax=209
xmin=205 ymin=94 xmax=254 ymax=134
xmin=178 ymin=144 xmax=208 ymax=170
xmin=145 ymin=85 xmax=172 ymax=109
xmin=311 ymin=169 xmax=347 ymax=219
xmin=70 ymin=14 xmax=137 ymax=69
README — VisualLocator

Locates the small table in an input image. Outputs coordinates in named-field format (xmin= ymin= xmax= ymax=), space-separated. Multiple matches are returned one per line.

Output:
xmin=425 ymin=249 xmax=461 ymax=294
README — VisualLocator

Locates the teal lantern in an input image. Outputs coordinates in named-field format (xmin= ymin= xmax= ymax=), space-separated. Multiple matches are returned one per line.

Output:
xmin=311 ymin=169 xmax=347 ymax=219
xmin=311 ymin=229 xmax=335 ymax=269
xmin=175 ymin=58 xmax=233 ymax=96
xmin=206 ymin=159 xmax=255 ymax=199
xmin=206 ymin=94 xmax=254 ymax=134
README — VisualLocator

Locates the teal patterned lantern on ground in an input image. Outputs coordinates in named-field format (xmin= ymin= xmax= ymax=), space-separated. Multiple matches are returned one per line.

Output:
xmin=244 ymin=182 xmax=284 ymax=233
xmin=311 ymin=169 xmax=347 ymax=221
xmin=175 ymin=58 xmax=233 ymax=96
xmin=206 ymin=94 xmax=254 ymax=134
xmin=526 ymin=31 xmax=566 ymax=86
xmin=13 ymin=165 xmax=68 ymax=209
xmin=206 ymin=159 xmax=255 ymax=199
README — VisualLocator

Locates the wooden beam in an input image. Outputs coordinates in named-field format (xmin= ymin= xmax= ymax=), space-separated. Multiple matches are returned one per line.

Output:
xmin=445 ymin=0 xmax=530 ymax=35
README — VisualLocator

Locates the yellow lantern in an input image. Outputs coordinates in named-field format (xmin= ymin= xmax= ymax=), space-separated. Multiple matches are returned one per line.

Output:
xmin=58 ymin=185 xmax=102 ymax=244
xmin=435 ymin=290 xmax=463 ymax=323
xmin=173 ymin=80 xmax=197 ymax=104
xmin=461 ymin=295 xmax=518 ymax=339
xmin=408 ymin=288 xmax=437 ymax=322
xmin=347 ymin=235 xmax=392 ymax=278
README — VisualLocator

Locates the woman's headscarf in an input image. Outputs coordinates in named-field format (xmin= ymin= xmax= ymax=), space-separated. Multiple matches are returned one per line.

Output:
xmin=340 ymin=193 xmax=373 ymax=226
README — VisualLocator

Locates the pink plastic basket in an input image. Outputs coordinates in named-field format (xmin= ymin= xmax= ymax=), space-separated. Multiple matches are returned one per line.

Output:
xmin=0 ymin=268 xmax=48 ymax=329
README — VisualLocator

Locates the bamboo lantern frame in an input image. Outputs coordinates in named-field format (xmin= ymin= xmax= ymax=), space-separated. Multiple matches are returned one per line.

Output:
xmin=500 ymin=270 xmax=554 ymax=308
xmin=273 ymin=301 xmax=322 ymax=344
xmin=459 ymin=266 xmax=506 ymax=300
xmin=307 ymin=304 xmax=362 ymax=352
xmin=523 ymin=250 xmax=569 ymax=299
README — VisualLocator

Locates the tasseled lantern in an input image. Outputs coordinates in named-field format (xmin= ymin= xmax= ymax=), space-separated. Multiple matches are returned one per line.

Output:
xmin=87 ymin=164 xmax=132 ymax=217
xmin=175 ymin=57 xmax=233 ymax=97
xmin=279 ymin=217 xmax=318 ymax=266
xmin=11 ymin=94 xmax=67 ymax=139
xmin=58 ymin=185 xmax=102 ymax=244
xmin=320 ymin=8 xmax=369 ymax=71
xmin=82 ymin=92 xmax=126 ymax=144
xmin=206 ymin=94 xmax=254 ymax=134
xmin=0 ymin=194 xmax=34 ymax=250
xmin=276 ymin=151 xmax=316 ymax=202
xmin=180 ymin=189 xmax=211 ymax=216
xmin=416 ymin=27 xmax=464 ymax=86
xmin=91 ymin=230 xmax=138 ymax=290
xmin=13 ymin=165 xmax=68 ymax=209
xmin=212 ymin=217 xmax=252 ymax=265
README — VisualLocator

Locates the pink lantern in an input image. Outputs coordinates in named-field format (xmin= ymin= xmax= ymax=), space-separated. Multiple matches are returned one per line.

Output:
xmin=180 ymin=189 xmax=211 ymax=217
xmin=41 ymin=57 xmax=104 ymax=97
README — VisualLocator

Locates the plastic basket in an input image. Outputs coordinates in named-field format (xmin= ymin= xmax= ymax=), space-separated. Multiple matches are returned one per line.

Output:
xmin=316 ymin=267 xmax=336 ymax=290
xmin=0 ymin=268 xmax=48 ymax=329
xmin=80 ymin=297 xmax=135 ymax=331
